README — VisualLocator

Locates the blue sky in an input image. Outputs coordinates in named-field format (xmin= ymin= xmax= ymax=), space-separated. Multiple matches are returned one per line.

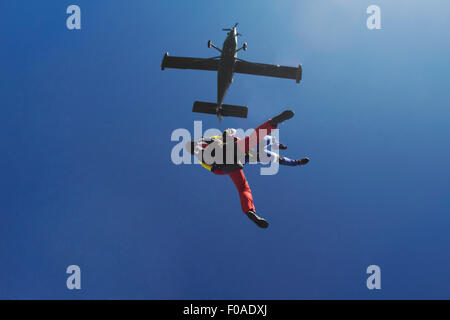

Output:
xmin=1 ymin=0 xmax=449 ymax=299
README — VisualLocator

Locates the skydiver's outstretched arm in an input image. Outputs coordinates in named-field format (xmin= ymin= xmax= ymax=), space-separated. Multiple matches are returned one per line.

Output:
xmin=262 ymin=149 xmax=310 ymax=166
xmin=279 ymin=156 xmax=310 ymax=166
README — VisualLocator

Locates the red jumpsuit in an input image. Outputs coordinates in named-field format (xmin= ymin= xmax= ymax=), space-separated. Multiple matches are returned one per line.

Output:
xmin=210 ymin=120 xmax=276 ymax=213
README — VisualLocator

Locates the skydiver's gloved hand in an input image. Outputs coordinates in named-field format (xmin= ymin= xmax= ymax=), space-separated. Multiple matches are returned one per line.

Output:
xmin=270 ymin=110 xmax=295 ymax=127
xmin=297 ymin=158 xmax=310 ymax=166
xmin=223 ymin=128 xmax=237 ymax=136
xmin=245 ymin=210 xmax=269 ymax=229
xmin=222 ymin=128 xmax=238 ymax=143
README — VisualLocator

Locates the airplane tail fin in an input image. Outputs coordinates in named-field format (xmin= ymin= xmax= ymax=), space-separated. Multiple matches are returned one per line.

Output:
xmin=192 ymin=101 xmax=248 ymax=119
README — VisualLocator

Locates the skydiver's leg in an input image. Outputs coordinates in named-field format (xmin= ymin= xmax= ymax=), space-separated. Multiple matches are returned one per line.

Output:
xmin=236 ymin=120 xmax=276 ymax=154
xmin=228 ymin=169 xmax=255 ymax=213
xmin=236 ymin=110 xmax=294 ymax=154
xmin=228 ymin=169 xmax=268 ymax=228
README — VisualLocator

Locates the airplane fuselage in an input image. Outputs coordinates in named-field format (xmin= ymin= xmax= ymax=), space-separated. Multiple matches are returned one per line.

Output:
xmin=217 ymin=31 xmax=238 ymax=108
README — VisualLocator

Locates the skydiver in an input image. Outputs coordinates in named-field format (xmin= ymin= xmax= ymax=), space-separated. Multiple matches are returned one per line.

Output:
xmin=186 ymin=110 xmax=309 ymax=229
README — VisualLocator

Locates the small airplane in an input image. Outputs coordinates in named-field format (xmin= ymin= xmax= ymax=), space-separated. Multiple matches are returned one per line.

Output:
xmin=161 ymin=23 xmax=302 ymax=121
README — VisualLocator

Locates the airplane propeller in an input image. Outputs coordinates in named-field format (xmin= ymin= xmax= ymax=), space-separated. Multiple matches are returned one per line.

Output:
xmin=222 ymin=22 xmax=238 ymax=31
xmin=222 ymin=23 xmax=241 ymax=35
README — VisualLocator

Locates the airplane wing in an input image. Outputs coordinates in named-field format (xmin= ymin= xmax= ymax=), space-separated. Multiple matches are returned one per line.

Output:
xmin=161 ymin=53 xmax=220 ymax=71
xmin=234 ymin=60 xmax=302 ymax=83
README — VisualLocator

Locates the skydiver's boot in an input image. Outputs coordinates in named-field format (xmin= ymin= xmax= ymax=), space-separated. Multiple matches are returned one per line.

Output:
xmin=297 ymin=158 xmax=310 ymax=166
xmin=278 ymin=143 xmax=288 ymax=150
xmin=270 ymin=110 xmax=294 ymax=127
xmin=245 ymin=210 xmax=269 ymax=229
